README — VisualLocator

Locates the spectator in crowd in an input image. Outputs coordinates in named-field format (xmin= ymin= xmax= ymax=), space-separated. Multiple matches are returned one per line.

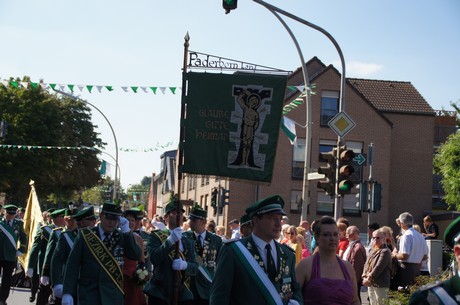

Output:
xmin=215 ymin=226 xmax=226 ymax=240
xmin=206 ymin=219 xmax=216 ymax=233
xmin=392 ymin=212 xmax=428 ymax=287
xmin=379 ymin=226 xmax=396 ymax=251
xmin=228 ymin=219 xmax=240 ymax=239
xmin=422 ymin=215 xmax=439 ymax=240
xmin=280 ymin=224 xmax=290 ymax=244
xmin=362 ymin=228 xmax=392 ymax=305
xmin=281 ymin=215 xmax=289 ymax=226
xmin=299 ymin=220 xmax=312 ymax=252
xmin=413 ymin=224 xmax=430 ymax=276
xmin=296 ymin=216 xmax=360 ymax=305
xmin=344 ymin=225 xmax=367 ymax=303
xmin=286 ymin=225 xmax=302 ymax=265
xmin=296 ymin=226 xmax=310 ymax=259
xmin=337 ymin=222 xmax=349 ymax=258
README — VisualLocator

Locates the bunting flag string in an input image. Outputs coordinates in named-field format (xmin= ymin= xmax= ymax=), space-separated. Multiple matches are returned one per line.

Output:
xmin=0 ymin=145 xmax=98 ymax=151
xmin=0 ymin=142 xmax=176 ymax=152
xmin=0 ymin=79 xmax=181 ymax=95
xmin=0 ymin=78 xmax=313 ymax=96
xmin=283 ymin=84 xmax=316 ymax=115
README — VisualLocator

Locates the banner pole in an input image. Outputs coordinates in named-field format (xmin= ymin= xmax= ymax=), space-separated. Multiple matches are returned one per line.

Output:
xmin=172 ymin=32 xmax=190 ymax=305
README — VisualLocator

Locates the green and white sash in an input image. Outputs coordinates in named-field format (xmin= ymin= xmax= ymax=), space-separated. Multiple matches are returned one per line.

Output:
xmin=433 ymin=286 xmax=457 ymax=305
xmin=81 ymin=228 xmax=124 ymax=295
xmin=63 ymin=232 xmax=74 ymax=249
xmin=230 ymin=241 xmax=283 ymax=305
xmin=198 ymin=265 xmax=213 ymax=283
xmin=0 ymin=222 xmax=17 ymax=250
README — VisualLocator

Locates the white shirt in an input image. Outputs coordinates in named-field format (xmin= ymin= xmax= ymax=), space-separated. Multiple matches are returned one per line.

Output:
xmin=231 ymin=227 xmax=241 ymax=239
xmin=399 ymin=227 xmax=429 ymax=263
xmin=251 ymin=233 xmax=278 ymax=269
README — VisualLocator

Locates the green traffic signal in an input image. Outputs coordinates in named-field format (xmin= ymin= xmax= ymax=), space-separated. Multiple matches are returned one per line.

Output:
xmin=337 ymin=146 xmax=355 ymax=196
xmin=223 ymin=0 xmax=237 ymax=14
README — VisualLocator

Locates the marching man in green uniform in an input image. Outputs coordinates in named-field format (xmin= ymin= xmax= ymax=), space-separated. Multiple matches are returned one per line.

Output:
xmin=0 ymin=204 xmax=28 ymax=305
xmin=51 ymin=205 xmax=97 ymax=305
xmin=61 ymin=203 xmax=140 ymax=305
xmin=27 ymin=208 xmax=66 ymax=305
xmin=410 ymin=216 xmax=460 ymax=304
xmin=144 ymin=200 xmax=198 ymax=305
xmin=39 ymin=208 xmax=77 ymax=305
xmin=51 ymin=206 xmax=96 ymax=305
xmin=210 ymin=195 xmax=303 ymax=305
xmin=183 ymin=205 xmax=222 ymax=305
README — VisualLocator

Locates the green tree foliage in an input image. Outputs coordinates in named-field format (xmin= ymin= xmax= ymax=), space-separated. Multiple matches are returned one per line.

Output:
xmin=434 ymin=100 xmax=460 ymax=210
xmin=0 ymin=78 xmax=104 ymax=205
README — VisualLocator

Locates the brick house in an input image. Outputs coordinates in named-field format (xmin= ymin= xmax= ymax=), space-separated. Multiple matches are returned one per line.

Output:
xmin=150 ymin=56 xmax=445 ymax=236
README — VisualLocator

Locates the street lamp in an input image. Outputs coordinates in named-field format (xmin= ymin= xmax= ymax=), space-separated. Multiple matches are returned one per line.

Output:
xmin=252 ymin=0 xmax=347 ymax=220
xmin=54 ymin=90 xmax=120 ymax=201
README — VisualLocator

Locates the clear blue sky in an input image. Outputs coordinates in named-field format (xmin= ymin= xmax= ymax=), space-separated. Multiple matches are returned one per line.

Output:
xmin=1 ymin=0 xmax=459 ymax=188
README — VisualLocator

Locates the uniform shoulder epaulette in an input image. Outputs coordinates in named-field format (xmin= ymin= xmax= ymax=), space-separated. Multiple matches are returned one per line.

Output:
xmin=223 ymin=238 xmax=238 ymax=244
xmin=417 ymin=281 xmax=443 ymax=292
xmin=280 ymin=243 xmax=295 ymax=253
xmin=153 ymin=229 xmax=169 ymax=241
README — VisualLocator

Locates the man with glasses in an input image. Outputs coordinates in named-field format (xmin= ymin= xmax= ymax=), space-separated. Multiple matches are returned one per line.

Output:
xmin=210 ymin=195 xmax=302 ymax=305
xmin=143 ymin=200 xmax=197 ymax=305
xmin=61 ymin=203 xmax=140 ymax=305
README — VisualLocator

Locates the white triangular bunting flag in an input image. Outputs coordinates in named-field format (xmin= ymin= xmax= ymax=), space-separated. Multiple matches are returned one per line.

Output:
xmin=96 ymin=86 xmax=103 ymax=93
xmin=0 ymin=80 xmax=8 ymax=87
xmin=40 ymin=83 xmax=49 ymax=90
xmin=59 ymin=84 xmax=66 ymax=91
xmin=296 ymin=85 xmax=305 ymax=92
xmin=21 ymin=82 xmax=29 ymax=88
xmin=281 ymin=116 xmax=297 ymax=145
xmin=121 ymin=86 xmax=129 ymax=92
xmin=159 ymin=87 xmax=166 ymax=94
xmin=140 ymin=87 xmax=148 ymax=93
xmin=77 ymin=85 xmax=84 ymax=92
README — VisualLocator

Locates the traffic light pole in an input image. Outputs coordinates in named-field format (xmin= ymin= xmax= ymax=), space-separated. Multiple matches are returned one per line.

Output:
xmin=252 ymin=1 xmax=346 ymax=221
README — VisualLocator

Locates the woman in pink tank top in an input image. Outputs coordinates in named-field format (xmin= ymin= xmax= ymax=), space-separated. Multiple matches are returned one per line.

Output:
xmin=295 ymin=216 xmax=360 ymax=305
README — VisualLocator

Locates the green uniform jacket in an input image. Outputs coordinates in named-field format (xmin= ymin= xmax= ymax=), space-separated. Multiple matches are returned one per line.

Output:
xmin=62 ymin=226 xmax=140 ymax=305
xmin=183 ymin=230 xmax=222 ymax=301
xmin=42 ymin=227 xmax=63 ymax=277
xmin=210 ymin=236 xmax=303 ymax=305
xmin=51 ymin=229 xmax=78 ymax=286
xmin=27 ymin=224 xmax=55 ymax=275
xmin=409 ymin=274 xmax=460 ymax=304
xmin=143 ymin=229 xmax=198 ymax=303
xmin=0 ymin=218 xmax=28 ymax=262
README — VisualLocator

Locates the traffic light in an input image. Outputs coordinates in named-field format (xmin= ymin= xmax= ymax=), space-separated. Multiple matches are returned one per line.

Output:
xmin=218 ymin=188 xmax=230 ymax=214
xmin=356 ymin=182 xmax=369 ymax=212
xmin=223 ymin=0 xmax=237 ymax=14
xmin=317 ymin=150 xmax=336 ymax=197
xmin=372 ymin=182 xmax=382 ymax=212
xmin=211 ymin=188 xmax=218 ymax=215
xmin=337 ymin=146 xmax=355 ymax=196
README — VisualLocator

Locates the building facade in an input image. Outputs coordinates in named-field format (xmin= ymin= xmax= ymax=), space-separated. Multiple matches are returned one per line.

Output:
xmin=150 ymin=57 xmax=452 ymax=236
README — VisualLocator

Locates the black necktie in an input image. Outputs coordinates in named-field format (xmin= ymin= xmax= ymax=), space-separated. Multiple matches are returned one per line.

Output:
xmin=266 ymin=243 xmax=276 ymax=281
xmin=103 ymin=232 xmax=110 ymax=247
xmin=197 ymin=235 xmax=203 ymax=255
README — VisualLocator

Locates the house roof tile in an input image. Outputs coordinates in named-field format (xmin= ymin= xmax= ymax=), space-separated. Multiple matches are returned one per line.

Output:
xmin=348 ymin=78 xmax=435 ymax=115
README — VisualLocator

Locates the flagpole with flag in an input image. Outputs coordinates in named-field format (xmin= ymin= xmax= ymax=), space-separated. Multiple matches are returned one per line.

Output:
xmin=18 ymin=180 xmax=43 ymax=269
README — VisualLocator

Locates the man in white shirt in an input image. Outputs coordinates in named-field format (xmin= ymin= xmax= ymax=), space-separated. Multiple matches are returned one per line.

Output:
xmin=228 ymin=219 xmax=240 ymax=239
xmin=392 ymin=212 xmax=428 ymax=287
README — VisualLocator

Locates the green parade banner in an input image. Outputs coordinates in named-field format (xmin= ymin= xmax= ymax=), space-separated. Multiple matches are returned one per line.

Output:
xmin=183 ymin=72 xmax=287 ymax=183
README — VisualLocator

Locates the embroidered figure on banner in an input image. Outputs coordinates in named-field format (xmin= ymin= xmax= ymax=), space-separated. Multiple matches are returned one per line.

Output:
xmin=229 ymin=86 xmax=273 ymax=170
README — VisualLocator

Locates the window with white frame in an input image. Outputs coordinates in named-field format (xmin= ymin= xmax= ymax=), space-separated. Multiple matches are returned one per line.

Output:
xmin=292 ymin=138 xmax=306 ymax=179
xmin=320 ymin=91 xmax=339 ymax=126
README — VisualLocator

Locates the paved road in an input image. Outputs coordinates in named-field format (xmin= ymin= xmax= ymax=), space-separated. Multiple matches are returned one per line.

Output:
xmin=6 ymin=286 xmax=370 ymax=305
xmin=6 ymin=287 xmax=31 ymax=305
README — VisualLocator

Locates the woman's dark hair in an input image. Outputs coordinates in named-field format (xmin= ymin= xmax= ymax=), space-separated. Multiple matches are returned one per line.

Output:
xmin=313 ymin=216 xmax=337 ymax=236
